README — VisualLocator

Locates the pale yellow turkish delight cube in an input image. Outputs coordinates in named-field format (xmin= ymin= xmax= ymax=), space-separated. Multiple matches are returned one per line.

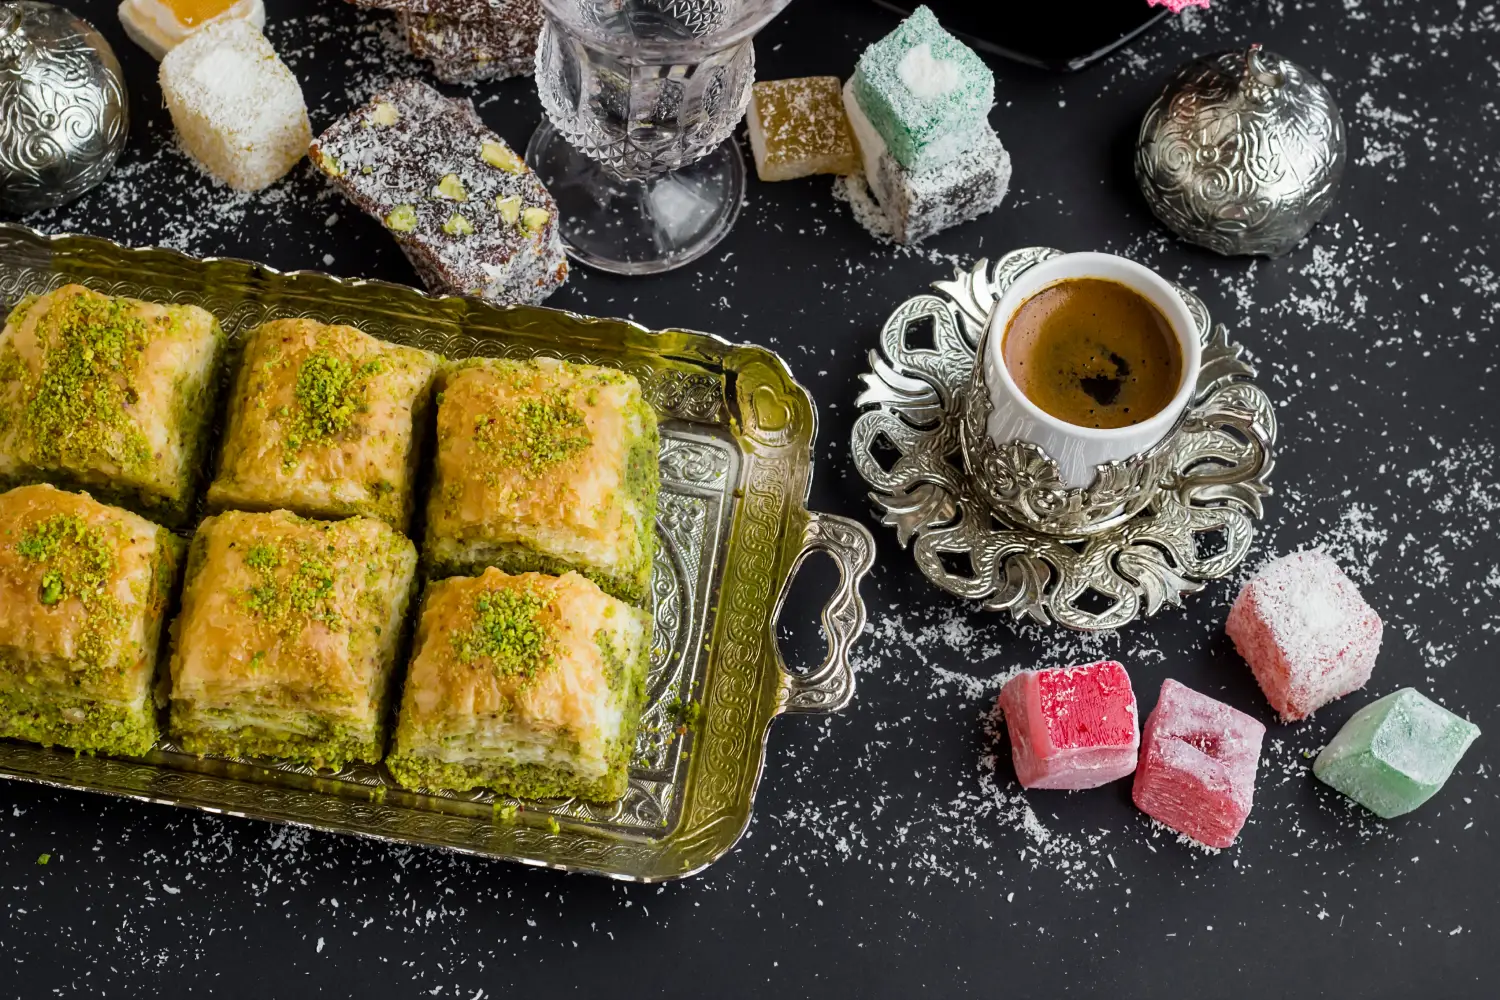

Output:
xmin=159 ymin=18 xmax=309 ymax=191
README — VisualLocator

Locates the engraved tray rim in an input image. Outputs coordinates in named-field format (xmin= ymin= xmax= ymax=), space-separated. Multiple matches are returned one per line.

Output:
xmin=0 ymin=221 xmax=875 ymax=883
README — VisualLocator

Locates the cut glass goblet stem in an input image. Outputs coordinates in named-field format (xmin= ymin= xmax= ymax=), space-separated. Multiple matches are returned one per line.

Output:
xmin=527 ymin=0 xmax=789 ymax=275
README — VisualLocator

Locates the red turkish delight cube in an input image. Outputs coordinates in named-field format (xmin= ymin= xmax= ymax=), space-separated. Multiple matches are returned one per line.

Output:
xmin=997 ymin=659 xmax=1139 ymax=790
xmin=1226 ymin=549 xmax=1382 ymax=722
xmin=1131 ymin=679 xmax=1265 ymax=849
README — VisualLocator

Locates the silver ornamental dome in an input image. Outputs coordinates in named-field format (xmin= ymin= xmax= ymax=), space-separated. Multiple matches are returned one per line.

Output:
xmin=0 ymin=1 xmax=129 ymax=214
xmin=1135 ymin=45 xmax=1345 ymax=257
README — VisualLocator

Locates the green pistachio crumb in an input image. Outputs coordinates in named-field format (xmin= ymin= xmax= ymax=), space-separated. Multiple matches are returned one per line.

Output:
xmin=36 ymin=853 xmax=49 ymax=865
xmin=434 ymin=173 xmax=468 ymax=201
xmin=385 ymin=204 xmax=418 ymax=232
xmin=245 ymin=543 xmax=280 ymax=572
xmin=472 ymin=391 xmax=591 ymax=478
xmin=6 ymin=291 xmax=153 ymax=474
xmin=494 ymin=194 xmax=521 ymax=225
xmin=16 ymin=513 xmax=123 ymax=669
xmin=451 ymin=586 xmax=553 ymax=679
xmin=314 ymin=149 xmax=343 ymax=177
xmin=521 ymin=207 xmax=551 ymax=234
xmin=283 ymin=351 xmax=381 ymax=457
xmin=668 ymin=697 xmax=703 ymax=730
xmin=240 ymin=537 xmax=344 ymax=635
xmin=480 ymin=139 xmax=524 ymax=173
xmin=369 ymin=101 xmax=400 ymax=126
xmin=442 ymin=213 xmax=474 ymax=237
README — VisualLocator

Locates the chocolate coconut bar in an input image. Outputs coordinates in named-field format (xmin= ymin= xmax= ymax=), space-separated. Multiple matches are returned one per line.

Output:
xmin=310 ymin=79 xmax=567 ymax=306
xmin=401 ymin=2 xmax=541 ymax=84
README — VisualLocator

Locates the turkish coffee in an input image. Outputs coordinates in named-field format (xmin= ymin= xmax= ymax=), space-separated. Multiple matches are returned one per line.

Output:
xmin=1001 ymin=277 xmax=1182 ymax=430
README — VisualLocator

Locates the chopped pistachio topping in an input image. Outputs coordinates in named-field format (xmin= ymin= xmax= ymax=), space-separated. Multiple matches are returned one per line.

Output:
xmin=451 ymin=585 xmax=553 ymax=678
xmin=434 ymin=173 xmax=468 ymax=201
xmin=313 ymin=148 xmax=342 ymax=177
xmin=480 ymin=139 xmax=524 ymax=173
xmin=521 ymin=207 xmax=551 ymax=234
xmin=385 ymin=204 xmax=418 ymax=232
xmin=369 ymin=101 xmax=400 ymax=126
xmin=240 ymin=537 xmax=344 ymax=635
xmin=283 ymin=350 xmax=380 ymax=456
xmin=494 ymin=194 xmax=521 ymax=225
xmin=16 ymin=513 xmax=124 ymax=668
xmin=473 ymin=390 xmax=591 ymax=477
xmin=442 ymin=212 xmax=474 ymax=237
xmin=1 ymin=291 xmax=154 ymax=474
xmin=244 ymin=542 xmax=280 ymax=572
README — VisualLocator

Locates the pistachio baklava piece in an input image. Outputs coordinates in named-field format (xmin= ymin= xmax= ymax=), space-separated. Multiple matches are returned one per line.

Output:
xmin=425 ymin=357 xmax=659 ymax=605
xmin=387 ymin=567 xmax=652 ymax=802
xmin=0 ymin=284 xmax=225 ymax=525
xmin=207 ymin=319 xmax=441 ymax=532
xmin=0 ymin=484 xmax=182 ymax=757
xmin=167 ymin=509 xmax=417 ymax=769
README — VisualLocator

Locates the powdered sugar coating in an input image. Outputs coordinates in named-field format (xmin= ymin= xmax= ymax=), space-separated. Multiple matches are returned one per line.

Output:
xmin=1227 ymin=549 xmax=1383 ymax=722
xmin=1131 ymin=679 xmax=1266 ymax=849
xmin=997 ymin=659 xmax=1139 ymax=791
xmin=839 ymin=79 xmax=1008 ymax=245
xmin=158 ymin=19 xmax=310 ymax=191
xmin=1313 ymin=687 xmax=1480 ymax=818
xmin=400 ymin=3 xmax=541 ymax=85
xmin=310 ymin=79 xmax=567 ymax=306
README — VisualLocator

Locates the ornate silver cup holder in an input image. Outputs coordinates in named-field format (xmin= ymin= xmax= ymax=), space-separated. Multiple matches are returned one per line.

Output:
xmin=851 ymin=248 xmax=1278 ymax=631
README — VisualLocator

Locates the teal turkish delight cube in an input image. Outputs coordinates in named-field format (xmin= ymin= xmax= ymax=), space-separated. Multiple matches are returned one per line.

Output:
xmin=850 ymin=5 xmax=994 ymax=174
xmin=1313 ymin=688 xmax=1480 ymax=819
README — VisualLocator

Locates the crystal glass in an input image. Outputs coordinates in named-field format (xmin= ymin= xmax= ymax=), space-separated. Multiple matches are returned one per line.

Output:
xmin=527 ymin=0 xmax=793 ymax=275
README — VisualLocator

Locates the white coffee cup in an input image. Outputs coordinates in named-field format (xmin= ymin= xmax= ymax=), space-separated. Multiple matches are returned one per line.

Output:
xmin=981 ymin=252 xmax=1201 ymax=490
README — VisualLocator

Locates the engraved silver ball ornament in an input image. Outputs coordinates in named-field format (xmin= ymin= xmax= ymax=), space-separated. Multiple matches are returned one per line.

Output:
xmin=1135 ymin=45 xmax=1345 ymax=257
xmin=0 ymin=1 xmax=129 ymax=214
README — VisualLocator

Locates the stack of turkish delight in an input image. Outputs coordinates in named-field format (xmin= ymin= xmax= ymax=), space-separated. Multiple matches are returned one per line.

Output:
xmin=838 ymin=6 xmax=1011 ymax=244
xmin=344 ymin=0 xmax=542 ymax=84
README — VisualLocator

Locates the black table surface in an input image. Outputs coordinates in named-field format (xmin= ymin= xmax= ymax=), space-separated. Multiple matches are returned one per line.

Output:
xmin=4 ymin=1 xmax=1496 ymax=996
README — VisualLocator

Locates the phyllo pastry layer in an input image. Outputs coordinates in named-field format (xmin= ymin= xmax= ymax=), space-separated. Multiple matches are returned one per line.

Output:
xmin=0 ymin=484 xmax=182 ymax=756
xmin=387 ymin=567 xmax=652 ymax=803
xmin=424 ymin=357 xmax=659 ymax=605
xmin=167 ymin=509 xmax=417 ymax=769
xmin=208 ymin=319 xmax=441 ymax=532
xmin=0 ymin=284 xmax=224 ymax=525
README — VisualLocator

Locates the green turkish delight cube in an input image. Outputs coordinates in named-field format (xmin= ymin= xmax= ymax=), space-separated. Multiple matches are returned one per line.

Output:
xmin=1313 ymin=688 xmax=1480 ymax=819
xmin=849 ymin=5 xmax=994 ymax=173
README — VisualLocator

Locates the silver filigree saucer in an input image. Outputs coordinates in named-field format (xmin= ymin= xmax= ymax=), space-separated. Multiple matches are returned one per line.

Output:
xmin=851 ymin=248 xmax=1278 ymax=631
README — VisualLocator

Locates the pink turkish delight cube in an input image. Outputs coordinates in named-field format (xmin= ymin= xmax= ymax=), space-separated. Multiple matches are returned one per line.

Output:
xmin=1131 ymin=679 xmax=1265 ymax=849
xmin=1226 ymin=549 xmax=1382 ymax=722
xmin=997 ymin=659 xmax=1139 ymax=790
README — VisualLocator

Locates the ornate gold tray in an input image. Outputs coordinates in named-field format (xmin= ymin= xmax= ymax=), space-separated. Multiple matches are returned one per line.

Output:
xmin=0 ymin=222 xmax=875 ymax=883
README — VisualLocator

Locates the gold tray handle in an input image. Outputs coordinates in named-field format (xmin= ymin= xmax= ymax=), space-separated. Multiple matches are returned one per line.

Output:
xmin=773 ymin=511 xmax=876 ymax=715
